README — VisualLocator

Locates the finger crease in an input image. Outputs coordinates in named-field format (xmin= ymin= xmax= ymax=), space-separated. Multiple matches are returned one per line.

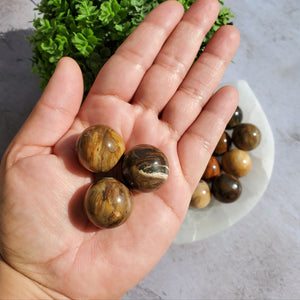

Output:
xmin=39 ymin=100 xmax=73 ymax=119
xmin=178 ymin=85 xmax=206 ymax=105
xmin=199 ymin=51 xmax=227 ymax=71
xmin=186 ymin=130 xmax=212 ymax=155
xmin=155 ymin=52 xmax=187 ymax=81
xmin=115 ymin=47 xmax=148 ymax=74
xmin=181 ymin=19 xmax=206 ymax=35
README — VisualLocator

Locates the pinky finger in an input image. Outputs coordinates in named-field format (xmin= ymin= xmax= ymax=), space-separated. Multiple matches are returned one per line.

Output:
xmin=177 ymin=85 xmax=239 ymax=189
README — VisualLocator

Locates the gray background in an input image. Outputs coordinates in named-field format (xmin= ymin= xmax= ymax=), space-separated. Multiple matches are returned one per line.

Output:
xmin=1 ymin=0 xmax=299 ymax=299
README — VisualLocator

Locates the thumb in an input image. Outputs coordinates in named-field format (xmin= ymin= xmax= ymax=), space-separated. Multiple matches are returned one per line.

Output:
xmin=15 ymin=57 xmax=83 ymax=146
xmin=4 ymin=57 xmax=83 ymax=166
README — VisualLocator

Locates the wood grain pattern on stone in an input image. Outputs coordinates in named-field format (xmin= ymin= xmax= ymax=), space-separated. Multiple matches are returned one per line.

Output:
xmin=232 ymin=123 xmax=261 ymax=151
xmin=76 ymin=125 xmax=125 ymax=173
xmin=84 ymin=178 xmax=133 ymax=228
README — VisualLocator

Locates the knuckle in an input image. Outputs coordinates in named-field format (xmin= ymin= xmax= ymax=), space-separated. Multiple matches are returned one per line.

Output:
xmin=155 ymin=51 xmax=187 ymax=80
xmin=179 ymin=84 xmax=206 ymax=106
xmin=188 ymin=130 xmax=213 ymax=155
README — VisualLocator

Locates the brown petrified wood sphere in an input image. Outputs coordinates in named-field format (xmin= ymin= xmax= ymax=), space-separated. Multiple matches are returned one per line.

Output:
xmin=84 ymin=178 xmax=133 ymax=229
xmin=212 ymin=173 xmax=242 ymax=203
xmin=77 ymin=125 xmax=125 ymax=173
xmin=232 ymin=123 xmax=261 ymax=151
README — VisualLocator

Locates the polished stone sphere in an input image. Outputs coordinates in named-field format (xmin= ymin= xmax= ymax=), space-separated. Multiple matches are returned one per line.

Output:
xmin=203 ymin=156 xmax=221 ymax=180
xmin=222 ymin=149 xmax=252 ymax=177
xmin=122 ymin=144 xmax=169 ymax=192
xmin=212 ymin=173 xmax=242 ymax=203
xmin=232 ymin=123 xmax=261 ymax=151
xmin=84 ymin=178 xmax=133 ymax=228
xmin=226 ymin=106 xmax=243 ymax=129
xmin=214 ymin=131 xmax=231 ymax=156
xmin=190 ymin=180 xmax=211 ymax=209
xmin=76 ymin=125 xmax=125 ymax=173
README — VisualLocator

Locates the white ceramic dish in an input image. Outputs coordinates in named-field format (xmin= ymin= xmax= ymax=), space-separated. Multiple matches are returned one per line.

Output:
xmin=173 ymin=80 xmax=275 ymax=244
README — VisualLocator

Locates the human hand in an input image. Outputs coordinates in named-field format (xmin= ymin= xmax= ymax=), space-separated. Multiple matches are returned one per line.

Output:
xmin=0 ymin=0 xmax=239 ymax=298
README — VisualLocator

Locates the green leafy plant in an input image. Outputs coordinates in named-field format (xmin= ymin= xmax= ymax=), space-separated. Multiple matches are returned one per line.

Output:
xmin=29 ymin=0 xmax=234 ymax=96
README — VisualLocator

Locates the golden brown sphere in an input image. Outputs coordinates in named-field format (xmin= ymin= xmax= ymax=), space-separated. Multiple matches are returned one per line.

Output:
xmin=84 ymin=178 xmax=133 ymax=229
xmin=214 ymin=132 xmax=231 ymax=156
xmin=222 ymin=149 xmax=252 ymax=177
xmin=76 ymin=125 xmax=125 ymax=173
xmin=203 ymin=156 xmax=221 ymax=180
xmin=190 ymin=180 xmax=211 ymax=209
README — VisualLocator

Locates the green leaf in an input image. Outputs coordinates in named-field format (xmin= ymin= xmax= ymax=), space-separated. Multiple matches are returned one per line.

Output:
xmin=29 ymin=0 xmax=234 ymax=97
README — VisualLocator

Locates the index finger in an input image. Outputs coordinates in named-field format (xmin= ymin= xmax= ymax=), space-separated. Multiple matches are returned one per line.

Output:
xmin=80 ymin=1 xmax=184 ymax=112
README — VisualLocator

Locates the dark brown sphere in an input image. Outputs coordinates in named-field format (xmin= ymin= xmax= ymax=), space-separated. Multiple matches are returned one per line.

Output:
xmin=232 ymin=123 xmax=261 ymax=151
xmin=190 ymin=180 xmax=211 ymax=209
xmin=203 ymin=156 xmax=221 ymax=180
xmin=222 ymin=149 xmax=252 ymax=177
xmin=84 ymin=178 xmax=133 ymax=229
xmin=77 ymin=125 xmax=125 ymax=173
xmin=214 ymin=132 xmax=231 ymax=156
xmin=122 ymin=144 xmax=169 ymax=192
xmin=226 ymin=106 xmax=243 ymax=129
xmin=212 ymin=173 xmax=242 ymax=203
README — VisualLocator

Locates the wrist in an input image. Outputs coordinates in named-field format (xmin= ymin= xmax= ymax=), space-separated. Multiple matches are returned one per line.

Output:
xmin=0 ymin=259 xmax=67 ymax=299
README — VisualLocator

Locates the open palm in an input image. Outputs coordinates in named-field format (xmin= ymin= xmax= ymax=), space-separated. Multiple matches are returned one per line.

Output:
xmin=0 ymin=0 xmax=239 ymax=298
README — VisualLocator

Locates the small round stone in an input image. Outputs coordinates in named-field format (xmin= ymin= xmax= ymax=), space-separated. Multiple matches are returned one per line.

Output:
xmin=212 ymin=173 xmax=242 ymax=203
xmin=84 ymin=178 xmax=133 ymax=229
xmin=76 ymin=125 xmax=125 ymax=173
xmin=203 ymin=156 xmax=221 ymax=180
xmin=222 ymin=149 xmax=252 ymax=177
xmin=226 ymin=106 xmax=243 ymax=129
xmin=214 ymin=132 xmax=231 ymax=156
xmin=122 ymin=144 xmax=169 ymax=192
xmin=190 ymin=180 xmax=211 ymax=209
xmin=232 ymin=123 xmax=261 ymax=151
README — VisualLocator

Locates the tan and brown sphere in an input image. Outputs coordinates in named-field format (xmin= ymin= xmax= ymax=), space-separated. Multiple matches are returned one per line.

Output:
xmin=222 ymin=149 xmax=252 ymax=177
xmin=190 ymin=180 xmax=211 ymax=209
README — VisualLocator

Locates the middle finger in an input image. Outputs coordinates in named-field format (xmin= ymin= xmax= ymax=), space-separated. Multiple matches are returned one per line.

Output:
xmin=131 ymin=0 xmax=220 ymax=113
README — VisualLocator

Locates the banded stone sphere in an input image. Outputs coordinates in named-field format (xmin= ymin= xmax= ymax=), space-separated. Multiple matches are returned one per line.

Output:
xmin=190 ymin=180 xmax=211 ymax=209
xmin=232 ymin=123 xmax=261 ymax=151
xmin=222 ymin=149 xmax=252 ymax=177
xmin=212 ymin=173 xmax=242 ymax=203
xmin=76 ymin=125 xmax=125 ymax=173
xmin=122 ymin=144 xmax=169 ymax=192
xmin=84 ymin=178 xmax=133 ymax=229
